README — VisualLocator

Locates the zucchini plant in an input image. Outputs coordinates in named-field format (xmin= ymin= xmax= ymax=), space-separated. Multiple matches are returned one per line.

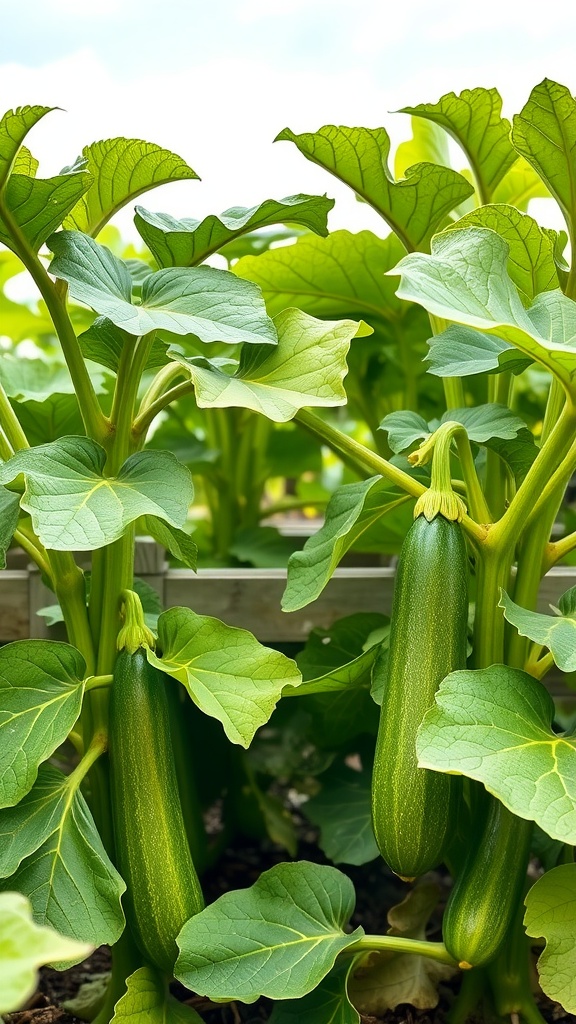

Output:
xmin=4 ymin=79 xmax=576 ymax=1024
xmin=0 ymin=105 xmax=365 ymax=1021
xmin=173 ymin=80 xmax=576 ymax=1024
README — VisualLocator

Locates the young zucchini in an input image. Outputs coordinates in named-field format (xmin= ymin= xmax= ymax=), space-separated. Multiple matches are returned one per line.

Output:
xmin=371 ymin=514 xmax=468 ymax=879
xmin=443 ymin=800 xmax=532 ymax=968
xmin=109 ymin=648 xmax=204 ymax=974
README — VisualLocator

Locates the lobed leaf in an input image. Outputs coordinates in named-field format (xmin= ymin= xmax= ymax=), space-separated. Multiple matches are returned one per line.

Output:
xmin=112 ymin=965 xmax=203 ymax=1023
xmin=500 ymin=588 xmax=576 ymax=672
xmin=283 ymin=477 xmax=410 ymax=612
xmin=0 ymin=105 xmax=52 ymax=192
xmin=400 ymin=87 xmax=516 ymax=201
xmin=48 ymin=230 xmax=276 ymax=345
xmin=0 ymin=437 xmax=194 ymax=551
xmin=2 ymin=775 xmax=125 ymax=953
xmin=149 ymin=607 xmax=301 ymax=747
xmin=276 ymin=125 xmax=473 ymax=252
xmin=446 ymin=205 xmax=558 ymax=304
xmin=512 ymin=80 xmax=576 ymax=241
xmin=135 ymin=194 xmax=334 ymax=268
xmin=64 ymin=137 xmax=198 ymax=237
xmin=416 ymin=665 xmax=576 ymax=843
xmin=0 ymin=641 xmax=85 ymax=807
xmin=0 ymin=171 xmax=92 ymax=253
xmin=139 ymin=516 xmax=197 ymax=570
xmin=392 ymin=226 xmax=576 ymax=397
xmin=426 ymin=326 xmax=531 ymax=378
xmin=269 ymin=961 xmax=359 ymax=1024
xmin=175 ymin=861 xmax=363 ymax=1002
xmin=524 ymin=864 xmax=576 ymax=1014
xmin=178 ymin=308 xmax=358 ymax=422
xmin=235 ymin=228 xmax=406 ymax=327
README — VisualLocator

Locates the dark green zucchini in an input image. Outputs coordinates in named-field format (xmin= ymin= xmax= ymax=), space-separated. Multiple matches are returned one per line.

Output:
xmin=109 ymin=649 xmax=204 ymax=974
xmin=371 ymin=514 xmax=468 ymax=879
xmin=443 ymin=800 xmax=532 ymax=968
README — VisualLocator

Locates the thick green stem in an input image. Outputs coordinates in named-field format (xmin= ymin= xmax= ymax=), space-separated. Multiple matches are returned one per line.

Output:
xmin=351 ymin=934 xmax=458 ymax=967
xmin=0 ymin=381 xmax=29 ymax=451
xmin=473 ymin=547 xmax=510 ymax=667
xmin=448 ymin=969 xmax=488 ymax=1024
xmin=0 ymin=199 xmax=107 ymax=443
xmin=488 ymin=403 xmax=576 ymax=554
xmin=541 ymin=377 xmax=566 ymax=446
xmin=133 ymin=378 xmax=195 ymax=439
xmin=545 ymin=529 xmax=576 ymax=569
xmin=295 ymin=409 xmax=487 ymax=544
xmin=13 ymin=526 xmax=52 ymax=579
xmin=48 ymin=551 xmax=95 ymax=673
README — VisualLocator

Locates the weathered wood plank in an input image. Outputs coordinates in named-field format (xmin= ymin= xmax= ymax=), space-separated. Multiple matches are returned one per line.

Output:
xmin=0 ymin=571 xmax=31 ymax=641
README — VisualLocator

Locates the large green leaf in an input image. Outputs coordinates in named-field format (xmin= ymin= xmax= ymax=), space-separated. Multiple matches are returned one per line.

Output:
xmin=0 ymin=487 xmax=20 ymax=569
xmin=134 ymin=194 xmax=334 ymax=268
xmin=524 ymin=864 xmax=576 ymax=1014
xmin=0 ymin=891 xmax=91 ymax=1015
xmin=500 ymin=586 xmax=576 ymax=671
xmin=400 ymin=88 xmax=516 ymax=201
xmin=0 ymin=765 xmax=76 ymax=877
xmin=13 ymin=145 xmax=38 ymax=178
xmin=283 ymin=477 xmax=410 ymax=612
xmin=446 ymin=205 xmax=558 ymax=304
xmin=392 ymin=226 xmax=576 ymax=396
xmin=0 ymin=355 xmax=107 ymax=401
xmin=64 ymin=138 xmax=199 ymax=237
xmin=381 ymin=404 xmax=529 ymax=453
xmin=234 ymin=229 xmax=406 ymax=325
xmin=305 ymin=762 xmax=379 ymax=866
xmin=512 ymin=80 xmax=576 ymax=242
xmin=269 ymin=961 xmax=359 ymax=1024
xmin=148 ymin=607 xmax=301 ymax=747
xmin=0 ymin=105 xmax=51 ymax=191
xmin=0 ymin=171 xmax=92 ymax=252
xmin=48 ymin=230 xmax=276 ymax=344
xmin=275 ymin=126 xmax=473 ymax=251
xmin=112 ymin=965 xmax=203 ymax=1023
xmin=2 ymin=771 xmax=125 ymax=950
xmin=0 ymin=438 xmax=194 ymax=551
xmin=175 ymin=861 xmax=363 ymax=1002
xmin=425 ymin=326 xmax=531 ymax=378
xmin=0 ymin=641 xmax=85 ymax=807
xmin=178 ymin=308 xmax=358 ymax=422
xmin=416 ymin=665 xmax=576 ymax=843
xmin=139 ymin=516 xmax=197 ymax=570
xmin=348 ymin=882 xmax=455 ymax=1012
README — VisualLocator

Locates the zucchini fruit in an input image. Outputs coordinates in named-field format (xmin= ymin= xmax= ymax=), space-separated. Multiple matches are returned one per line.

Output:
xmin=443 ymin=800 xmax=532 ymax=968
xmin=371 ymin=514 xmax=468 ymax=879
xmin=109 ymin=649 xmax=204 ymax=974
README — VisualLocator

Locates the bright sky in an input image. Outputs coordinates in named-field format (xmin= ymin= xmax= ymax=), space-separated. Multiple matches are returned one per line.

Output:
xmin=0 ymin=0 xmax=574 ymax=235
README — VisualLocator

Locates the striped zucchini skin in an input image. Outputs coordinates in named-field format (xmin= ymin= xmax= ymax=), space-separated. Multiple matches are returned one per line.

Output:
xmin=109 ymin=649 xmax=204 ymax=974
xmin=443 ymin=801 xmax=532 ymax=968
xmin=371 ymin=514 xmax=468 ymax=879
